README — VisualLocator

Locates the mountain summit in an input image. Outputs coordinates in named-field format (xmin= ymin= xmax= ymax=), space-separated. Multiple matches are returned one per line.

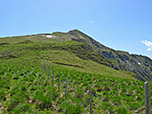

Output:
xmin=50 ymin=29 xmax=152 ymax=81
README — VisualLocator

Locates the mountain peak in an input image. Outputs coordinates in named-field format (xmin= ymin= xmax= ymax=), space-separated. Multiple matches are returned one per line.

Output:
xmin=67 ymin=29 xmax=92 ymax=41
xmin=68 ymin=29 xmax=87 ymax=36
xmin=68 ymin=29 xmax=81 ymax=33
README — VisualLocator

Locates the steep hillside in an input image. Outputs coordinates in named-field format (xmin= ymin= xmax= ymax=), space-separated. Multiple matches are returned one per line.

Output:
xmin=1 ymin=29 xmax=152 ymax=81
xmin=0 ymin=58 xmax=149 ymax=114
xmin=68 ymin=30 xmax=152 ymax=81
xmin=42 ymin=29 xmax=152 ymax=81
xmin=1 ymin=30 xmax=152 ymax=113
xmin=0 ymin=34 xmax=134 ymax=80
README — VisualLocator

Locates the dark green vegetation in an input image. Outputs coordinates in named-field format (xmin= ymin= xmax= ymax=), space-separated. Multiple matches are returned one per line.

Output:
xmin=0 ymin=29 xmax=152 ymax=113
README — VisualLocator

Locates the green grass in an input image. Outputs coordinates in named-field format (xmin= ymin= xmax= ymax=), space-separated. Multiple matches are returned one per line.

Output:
xmin=0 ymin=58 xmax=149 ymax=113
xmin=0 ymin=35 xmax=151 ymax=113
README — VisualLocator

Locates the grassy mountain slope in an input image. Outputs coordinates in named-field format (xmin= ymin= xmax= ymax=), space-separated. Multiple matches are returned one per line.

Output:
xmin=0 ymin=34 xmax=135 ymax=80
xmin=39 ymin=29 xmax=152 ymax=81
xmin=0 ymin=58 xmax=149 ymax=114
xmin=67 ymin=29 xmax=152 ymax=81
xmin=0 ymin=30 xmax=152 ymax=113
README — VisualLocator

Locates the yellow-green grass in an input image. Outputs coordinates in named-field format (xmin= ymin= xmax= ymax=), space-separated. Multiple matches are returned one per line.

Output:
xmin=42 ymin=49 xmax=135 ymax=80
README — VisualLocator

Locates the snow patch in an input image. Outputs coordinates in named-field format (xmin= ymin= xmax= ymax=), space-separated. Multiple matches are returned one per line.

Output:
xmin=42 ymin=35 xmax=56 ymax=38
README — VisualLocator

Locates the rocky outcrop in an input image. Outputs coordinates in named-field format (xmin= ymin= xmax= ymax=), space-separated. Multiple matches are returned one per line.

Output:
xmin=67 ymin=30 xmax=152 ymax=81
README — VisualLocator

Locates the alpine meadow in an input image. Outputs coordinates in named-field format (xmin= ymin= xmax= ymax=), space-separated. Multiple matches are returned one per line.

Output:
xmin=1 ymin=29 xmax=152 ymax=114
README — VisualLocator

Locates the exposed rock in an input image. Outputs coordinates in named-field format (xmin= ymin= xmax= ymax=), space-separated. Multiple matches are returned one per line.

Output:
xmin=68 ymin=29 xmax=152 ymax=81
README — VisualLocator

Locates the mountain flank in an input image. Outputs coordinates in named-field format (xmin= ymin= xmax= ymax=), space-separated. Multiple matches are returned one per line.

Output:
xmin=0 ymin=29 xmax=152 ymax=81
xmin=43 ymin=29 xmax=152 ymax=81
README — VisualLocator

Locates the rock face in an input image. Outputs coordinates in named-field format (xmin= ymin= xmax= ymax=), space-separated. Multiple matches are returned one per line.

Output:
xmin=52 ymin=29 xmax=152 ymax=81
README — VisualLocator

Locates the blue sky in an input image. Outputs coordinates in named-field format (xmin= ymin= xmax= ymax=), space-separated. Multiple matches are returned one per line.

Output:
xmin=0 ymin=0 xmax=152 ymax=58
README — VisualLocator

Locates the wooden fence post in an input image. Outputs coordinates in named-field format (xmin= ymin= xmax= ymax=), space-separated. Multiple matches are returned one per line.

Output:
xmin=58 ymin=75 xmax=60 ymax=90
xmin=42 ymin=64 xmax=44 ymax=70
xmin=45 ymin=64 xmax=47 ymax=74
xmin=52 ymin=71 xmax=54 ymax=86
xmin=48 ymin=64 xmax=50 ymax=79
xmin=40 ymin=57 xmax=41 ymax=67
xmin=40 ymin=39 xmax=42 ymax=67
xmin=65 ymin=78 xmax=68 ymax=98
xmin=89 ymin=84 xmax=92 ymax=114
xmin=145 ymin=81 xmax=150 ymax=114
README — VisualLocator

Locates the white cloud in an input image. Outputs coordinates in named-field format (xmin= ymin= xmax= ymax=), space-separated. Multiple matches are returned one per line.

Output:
xmin=147 ymin=48 xmax=152 ymax=51
xmin=142 ymin=40 xmax=152 ymax=51
xmin=89 ymin=20 xmax=94 ymax=24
